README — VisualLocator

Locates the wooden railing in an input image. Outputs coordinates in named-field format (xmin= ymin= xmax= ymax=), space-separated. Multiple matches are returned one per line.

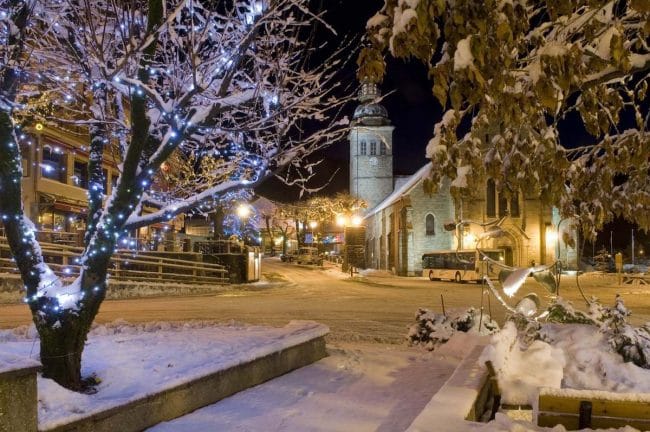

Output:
xmin=0 ymin=238 xmax=229 ymax=285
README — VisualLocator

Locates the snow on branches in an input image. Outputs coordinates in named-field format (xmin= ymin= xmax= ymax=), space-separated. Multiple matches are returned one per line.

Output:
xmin=10 ymin=0 xmax=349 ymax=302
xmin=362 ymin=0 xmax=650 ymax=236
xmin=0 ymin=0 xmax=348 ymax=389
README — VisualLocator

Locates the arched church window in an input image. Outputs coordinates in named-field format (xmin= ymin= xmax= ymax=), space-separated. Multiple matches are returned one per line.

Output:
xmin=425 ymin=214 xmax=435 ymax=236
xmin=510 ymin=194 xmax=520 ymax=217
xmin=498 ymin=193 xmax=508 ymax=217
xmin=380 ymin=142 xmax=387 ymax=155
xmin=370 ymin=141 xmax=377 ymax=155
xmin=359 ymin=141 xmax=367 ymax=155
xmin=486 ymin=179 xmax=496 ymax=217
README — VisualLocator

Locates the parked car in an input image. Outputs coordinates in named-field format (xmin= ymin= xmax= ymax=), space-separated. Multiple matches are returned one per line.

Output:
xmin=280 ymin=252 xmax=296 ymax=262
xmin=297 ymin=247 xmax=322 ymax=265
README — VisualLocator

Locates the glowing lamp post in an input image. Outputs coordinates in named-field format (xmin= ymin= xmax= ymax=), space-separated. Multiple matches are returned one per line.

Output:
xmin=236 ymin=204 xmax=252 ymax=244
xmin=236 ymin=204 xmax=251 ymax=219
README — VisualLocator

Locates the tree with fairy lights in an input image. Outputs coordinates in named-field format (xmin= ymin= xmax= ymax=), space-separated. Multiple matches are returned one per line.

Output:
xmin=0 ymin=0 xmax=348 ymax=390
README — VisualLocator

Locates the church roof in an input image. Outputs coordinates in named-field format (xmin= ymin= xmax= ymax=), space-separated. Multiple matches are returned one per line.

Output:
xmin=365 ymin=162 xmax=432 ymax=217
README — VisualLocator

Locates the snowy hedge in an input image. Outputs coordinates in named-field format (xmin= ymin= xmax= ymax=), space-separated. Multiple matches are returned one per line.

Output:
xmin=407 ymin=307 xmax=499 ymax=351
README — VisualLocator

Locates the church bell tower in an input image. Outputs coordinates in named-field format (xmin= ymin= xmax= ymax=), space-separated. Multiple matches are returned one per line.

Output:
xmin=349 ymin=82 xmax=394 ymax=212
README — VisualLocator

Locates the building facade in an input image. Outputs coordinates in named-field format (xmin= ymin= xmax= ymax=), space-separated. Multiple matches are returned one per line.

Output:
xmin=351 ymin=86 xmax=577 ymax=276
xmin=15 ymin=125 xmax=181 ymax=249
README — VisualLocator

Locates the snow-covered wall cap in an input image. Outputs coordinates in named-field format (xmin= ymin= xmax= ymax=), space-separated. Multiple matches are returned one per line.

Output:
xmin=365 ymin=162 xmax=432 ymax=218
xmin=0 ymin=351 xmax=40 ymax=376
xmin=538 ymin=386 xmax=650 ymax=403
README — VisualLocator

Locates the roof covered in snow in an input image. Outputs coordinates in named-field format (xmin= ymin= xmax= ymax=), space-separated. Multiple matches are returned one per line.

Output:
xmin=365 ymin=163 xmax=432 ymax=217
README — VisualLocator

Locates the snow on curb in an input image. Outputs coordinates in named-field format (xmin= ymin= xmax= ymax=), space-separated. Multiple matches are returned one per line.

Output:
xmin=405 ymin=332 xmax=490 ymax=431
xmin=1 ymin=320 xmax=328 ymax=431
xmin=0 ymin=351 xmax=40 ymax=376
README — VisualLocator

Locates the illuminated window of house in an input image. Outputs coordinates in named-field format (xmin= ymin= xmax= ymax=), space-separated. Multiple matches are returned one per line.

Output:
xmin=425 ymin=214 xmax=435 ymax=236
xmin=73 ymin=160 xmax=89 ymax=189
xmin=111 ymin=171 xmax=118 ymax=191
xmin=19 ymin=139 xmax=31 ymax=177
xmin=486 ymin=179 xmax=496 ymax=217
xmin=359 ymin=141 xmax=367 ymax=155
xmin=370 ymin=141 xmax=377 ymax=155
xmin=41 ymin=145 xmax=66 ymax=182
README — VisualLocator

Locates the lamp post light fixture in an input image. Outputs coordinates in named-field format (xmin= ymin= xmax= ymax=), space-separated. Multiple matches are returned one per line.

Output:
xmin=236 ymin=204 xmax=253 ymax=245
xmin=236 ymin=204 xmax=251 ymax=219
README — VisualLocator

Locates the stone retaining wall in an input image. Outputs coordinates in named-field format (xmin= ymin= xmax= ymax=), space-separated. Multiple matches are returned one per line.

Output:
xmin=0 ymin=353 xmax=40 ymax=432
xmin=42 ymin=335 xmax=327 ymax=432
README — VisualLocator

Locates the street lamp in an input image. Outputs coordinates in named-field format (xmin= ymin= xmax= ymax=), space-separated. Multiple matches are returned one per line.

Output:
xmin=236 ymin=204 xmax=252 ymax=245
xmin=236 ymin=204 xmax=251 ymax=219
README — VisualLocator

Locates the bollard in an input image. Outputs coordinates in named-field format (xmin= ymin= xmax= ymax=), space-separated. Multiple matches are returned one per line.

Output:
xmin=578 ymin=400 xmax=592 ymax=429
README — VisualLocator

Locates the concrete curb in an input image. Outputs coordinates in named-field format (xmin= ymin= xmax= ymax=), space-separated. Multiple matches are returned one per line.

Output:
xmin=41 ymin=334 xmax=327 ymax=432
xmin=405 ymin=341 xmax=490 ymax=432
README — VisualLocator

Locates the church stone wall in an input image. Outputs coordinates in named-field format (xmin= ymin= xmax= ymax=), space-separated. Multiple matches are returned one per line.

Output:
xmin=407 ymin=182 xmax=454 ymax=275
xmin=349 ymin=126 xmax=394 ymax=212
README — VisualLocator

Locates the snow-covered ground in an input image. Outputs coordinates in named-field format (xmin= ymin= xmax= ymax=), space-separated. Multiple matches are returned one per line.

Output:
xmin=148 ymin=339 xmax=463 ymax=432
xmin=2 ymin=318 xmax=650 ymax=431
xmin=0 ymin=320 xmax=328 ymax=430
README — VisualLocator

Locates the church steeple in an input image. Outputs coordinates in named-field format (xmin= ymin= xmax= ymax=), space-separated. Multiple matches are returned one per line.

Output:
xmin=353 ymin=82 xmax=391 ymax=127
xmin=349 ymin=81 xmax=394 ymax=212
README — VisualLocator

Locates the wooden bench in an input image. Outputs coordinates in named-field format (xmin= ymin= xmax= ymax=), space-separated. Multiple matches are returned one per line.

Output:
xmin=535 ymin=387 xmax=650 ymax=430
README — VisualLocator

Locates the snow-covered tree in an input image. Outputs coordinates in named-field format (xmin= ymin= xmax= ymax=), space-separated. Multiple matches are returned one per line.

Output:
xmin=1 ymin=0 xmax=348 ymax=390
xmin=361 ymin=0 xmax=650 ymax=236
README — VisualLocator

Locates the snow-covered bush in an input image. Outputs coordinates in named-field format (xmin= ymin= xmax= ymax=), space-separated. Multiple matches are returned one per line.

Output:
xmin=518 ymin=295 xmax=650 ymax=369
xmin=545 ymin=297 xmax=596 ymax=325
xmin=407 ymin=307 xmax=498 ymax=350
xmin=600 ymin=295 xmax=650 ymax=369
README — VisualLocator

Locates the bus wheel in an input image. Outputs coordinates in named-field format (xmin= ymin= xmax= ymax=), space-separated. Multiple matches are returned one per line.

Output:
xmin=428 ymin=271 xmax=436 ymax=281
xmin=454 ymin=272 xmax=462 ymax=283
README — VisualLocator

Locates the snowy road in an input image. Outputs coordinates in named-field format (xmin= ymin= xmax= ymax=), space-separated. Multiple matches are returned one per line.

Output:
xmin=1 ymin=259 xmax=648 ymax=342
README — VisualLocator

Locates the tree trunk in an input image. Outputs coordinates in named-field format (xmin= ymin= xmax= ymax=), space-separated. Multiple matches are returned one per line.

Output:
xmin=36 ymin=295 xmax=103 ymax=390
xmin=35 ymin=254 xmax=110 ymax=390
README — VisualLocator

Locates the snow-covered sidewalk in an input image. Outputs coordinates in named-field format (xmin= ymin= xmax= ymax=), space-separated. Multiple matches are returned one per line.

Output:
xmin=147 ymin=340 xmax=463 ymax=432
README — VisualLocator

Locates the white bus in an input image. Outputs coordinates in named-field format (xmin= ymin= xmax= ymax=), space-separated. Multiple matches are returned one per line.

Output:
xmin=422 ymin=249 xmax=505 ymax=283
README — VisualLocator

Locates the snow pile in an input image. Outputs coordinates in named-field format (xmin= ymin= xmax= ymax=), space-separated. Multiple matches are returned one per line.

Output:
xmin=545 ymin=324 xmax=650 ymax=394
xmin=0 ymin=320 xmax=328 ymax=430
xmin=546 ymin=295 xmax=650 ymax=370
xmin=476 ymin=413 xmax=639 ymax=432
xmin=480 ymin=322 xmax=565 ymax=405
xmin=407 ymin=307 xmax=499 ymax=351
xmin=480 ymin=296 xmax=650 ymax=406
